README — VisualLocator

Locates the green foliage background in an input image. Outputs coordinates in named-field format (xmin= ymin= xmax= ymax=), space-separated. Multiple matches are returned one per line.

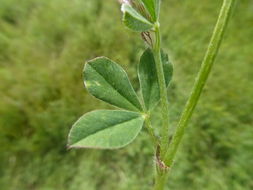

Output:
xmin=0 ymin=0 xmax=252 ymax=189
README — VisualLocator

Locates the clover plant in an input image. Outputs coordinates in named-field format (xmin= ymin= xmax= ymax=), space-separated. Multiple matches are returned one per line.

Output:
xmin=67 ymin=0 xmax=235 ymax=189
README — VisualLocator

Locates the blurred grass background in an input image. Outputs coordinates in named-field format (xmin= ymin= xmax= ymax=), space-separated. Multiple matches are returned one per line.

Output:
xmin=0 ymin=0 xmax=252 ymax=189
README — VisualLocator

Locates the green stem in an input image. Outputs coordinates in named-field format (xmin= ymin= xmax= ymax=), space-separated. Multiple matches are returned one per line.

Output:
xmin=154 ymin=169 xmax=168 ymax=190
xmin=153 ymin=22 xmax=170 ymax=159
xmin=164 ymin=0 xmax=235 ymax=166
xmin=145 ymin=113 xmax=159 ymax=145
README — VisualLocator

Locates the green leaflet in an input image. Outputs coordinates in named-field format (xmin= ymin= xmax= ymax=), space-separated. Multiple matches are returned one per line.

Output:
xmin=141 ymin=0 xmax=157 ymax=21
xmin=84 ymin=57 xmax=142 ymax=112
xmin=138 ymin=48 xmax=173 ymax=110
xmin=68 ymin=110 xmax=145 ymax=149
xmin=122 ymin=3 xmax=153 ymax=32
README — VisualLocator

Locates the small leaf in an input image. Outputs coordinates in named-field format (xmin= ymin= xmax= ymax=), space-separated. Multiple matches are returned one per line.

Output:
xmin=138 ymin=48 xmax=173 ymax=110
xmin=141 ymin=0 xmax=157 ymax=21
xmin=68 ymin=110 xmax=145 ymax=149
xmin=84 ymin=57 xmax=143 ymax=112
xmin=121 ymin=3 xmax=154 ymax=32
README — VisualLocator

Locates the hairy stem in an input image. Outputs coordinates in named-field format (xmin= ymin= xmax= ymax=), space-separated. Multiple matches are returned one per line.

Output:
xmin=153 ymin=23 xmax=170 ymax=159
xmin=164 ymin=0 xmax=235 ymax=166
